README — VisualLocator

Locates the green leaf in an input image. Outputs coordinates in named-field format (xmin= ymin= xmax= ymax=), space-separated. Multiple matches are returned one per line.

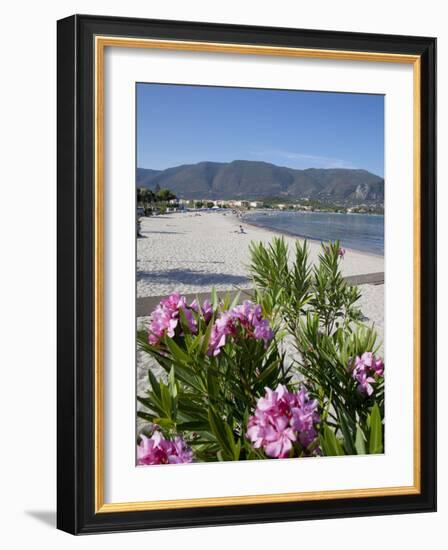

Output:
xmin=355 ymin=424 xmax=367 ymax=455
xmin=206 ymin=368 xmax=219 ymax=401
xmin=172 ymin=364 xmax=205 ymax=394
xmin=200 ymin=317 xmax=215 ymax=355
xmin=256 ymin=359 xmax=281 ymax=385
xmin=159 ymin=383 xmax=173 ymax=419
xmin=152 ymin=417 xmax=175 ymax=430
xmin=229 ymin=291 xmax=241 ymax=310
xmin=137 ymin=394 xmax=165 ymax=417
xmin=233 ymin=439 xmax=242 ymax=461
xmin=175 ymin=397 xmax=208 ymax=420
xmin=176 ymin=420 xmax=211 ymax=432
xmin=369 ymin=402 xmax=383 ymax=454
xmin=211 ymin=287 xmax=219 ymax=310
xmin=164 ymin=336 xmax=191 ymax=364
xmin=207 ymin=408 xmax=233 ymax=459
xmin=147 ymin=368 xmax=161 ymax=399
xmin=339 ymin=412 xmax=355 ymax=455
xmin=319 ymin=424 xmax=346 ymax=456
xmin=223 ymin=423 xmax=241 ymax=461
xmin=136 ymin=411 xmax=154 ymax=422
xmin=168 ymin=367 xmax=178 ymax=399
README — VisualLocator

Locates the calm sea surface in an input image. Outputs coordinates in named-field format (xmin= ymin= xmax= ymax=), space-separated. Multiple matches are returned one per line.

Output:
xmin=244 ymin=211 xmax=384 ymax=255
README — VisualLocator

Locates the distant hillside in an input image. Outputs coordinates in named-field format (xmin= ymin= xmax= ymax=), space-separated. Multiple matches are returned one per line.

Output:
xmin=136 ymin=168 xmax=161 ymax=187
xmin=136 ymin=161 xmax=384 ymax=202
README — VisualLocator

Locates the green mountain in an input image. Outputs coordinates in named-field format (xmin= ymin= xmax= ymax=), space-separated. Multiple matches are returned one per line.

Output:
xmin=136 ymin=161 xmax=384 ymax=202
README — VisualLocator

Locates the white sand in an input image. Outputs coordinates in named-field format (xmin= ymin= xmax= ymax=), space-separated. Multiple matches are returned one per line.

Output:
xmin=137 ymin=211 xmax=384 ymax=298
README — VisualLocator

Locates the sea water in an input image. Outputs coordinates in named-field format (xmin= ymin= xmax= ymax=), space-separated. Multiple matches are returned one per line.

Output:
xmin=244 ymin=211 xmax=384 ymax=255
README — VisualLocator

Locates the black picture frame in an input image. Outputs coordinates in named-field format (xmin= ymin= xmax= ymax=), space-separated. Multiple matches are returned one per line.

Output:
xmin=57 ymin=14 xmax=436 ymax=535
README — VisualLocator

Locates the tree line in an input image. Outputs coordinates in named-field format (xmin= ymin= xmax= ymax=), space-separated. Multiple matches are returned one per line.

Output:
xmin=137 ymin=186 xmax=177 ymax=215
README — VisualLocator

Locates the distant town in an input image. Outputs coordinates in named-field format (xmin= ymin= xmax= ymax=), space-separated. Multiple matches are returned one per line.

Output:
xmin=137 ymin=186 xmax=384 ymax=217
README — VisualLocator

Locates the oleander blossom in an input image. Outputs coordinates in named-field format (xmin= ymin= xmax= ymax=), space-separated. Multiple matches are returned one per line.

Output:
xmin=148 ymin=292 xmax=197 ymax=345
xmin=190 ymin=298 xmax=213 ymax=323
xmin=137 ymin=431 xmax=193 ymax=465
xmin=351 ymin=352 xmax=384 ymax=396
xmin=208 ymin=300 xmax=274 ymax=356
xmin=246 ymin=385 xmax=320 ymax=458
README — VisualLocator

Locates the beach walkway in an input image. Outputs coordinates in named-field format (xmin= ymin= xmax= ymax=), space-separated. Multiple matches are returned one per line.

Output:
xmin=136 ymin=272 xmax=384 ymax=317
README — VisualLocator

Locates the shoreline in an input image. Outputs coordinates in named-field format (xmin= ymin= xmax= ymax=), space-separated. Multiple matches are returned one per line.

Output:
xmin=240 ymin=211 xmax=384 ymax=259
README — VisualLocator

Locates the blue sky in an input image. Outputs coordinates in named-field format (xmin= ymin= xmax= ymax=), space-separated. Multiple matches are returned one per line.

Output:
xmin=137 ymin=83 xmax=384 ymax=177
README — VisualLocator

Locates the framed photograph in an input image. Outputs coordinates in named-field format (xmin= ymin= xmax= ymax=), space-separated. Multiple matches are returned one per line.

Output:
xmin=57 ymin=14 xmax=436 ymax=534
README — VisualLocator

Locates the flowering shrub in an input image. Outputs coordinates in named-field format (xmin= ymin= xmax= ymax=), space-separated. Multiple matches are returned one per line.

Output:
xmin=137 ymin=238 xmax=385 ymax=463
xmin=208 ymin=301 xmax=273 ymax=356
xmin=148 ymin=292 xmax=199 ymax=345
xmin=246 ymin=385 xmax=320 ymax=458
xmin=137 ymin=290 xmax=288 ymax=462
xmin=351 ymin=352 xmax=384 ymax=396
xmin=137 ymin=430 xmax=193 ymax=465
xmin=249 ymin=238 xmax=385 ymax=457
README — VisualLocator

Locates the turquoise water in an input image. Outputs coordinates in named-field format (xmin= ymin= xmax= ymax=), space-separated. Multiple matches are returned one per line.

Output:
xmin=244 ymin=211 xmax=384 ymax=255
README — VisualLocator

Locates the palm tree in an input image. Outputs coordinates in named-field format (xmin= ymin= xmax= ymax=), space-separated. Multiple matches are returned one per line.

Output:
xmin=137 ymin=188 xmax=155 ymax=215
xmin=156 ymin=188 xmax=177 ymax=202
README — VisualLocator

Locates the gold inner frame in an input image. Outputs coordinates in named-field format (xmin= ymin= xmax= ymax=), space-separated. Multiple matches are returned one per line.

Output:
xmin=94 ymin=36 xmax=421 ymax=513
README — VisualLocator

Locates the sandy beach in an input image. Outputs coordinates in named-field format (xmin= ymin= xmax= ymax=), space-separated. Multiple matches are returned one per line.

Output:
xmin=136 ymin=211 xmax=384 ymax=415
xmin=137 ymin=211 xmax=384 ymax=298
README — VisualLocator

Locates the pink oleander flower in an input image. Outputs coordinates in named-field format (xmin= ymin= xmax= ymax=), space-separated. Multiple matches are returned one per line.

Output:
xmin=366 ymin=352 xmax=385 ymax=377
xmin=354 ymin=369 xmax=376 ymax=396
xmin=137 ymin=431 xmax=193 ymax=465
xmin=190 ymin=298 xmax=214 ymax=323
xmin=208 ymin=311 xmax=235 ymax=356
xmin=246 ymin=385 xmax=320 ymax=458
xmin=351 ymin=352 xmax=384 ymax=396
xmin=338 ymin=247 xmax=346 ymax=259
xmin=290 ymin=388 xmax=321 ymax=448
xmin=207 ymin=300 xmax=274 ymax=356
xmin=169 ymin=435 xmax=195 ymax=464
xmin=148 ymin=292 xmax=197 ymax=345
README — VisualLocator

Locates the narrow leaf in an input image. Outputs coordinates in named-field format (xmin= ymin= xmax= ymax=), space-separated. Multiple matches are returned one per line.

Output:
xmin=355 ymin=425 xmax=367 ymax=455
xmin=369 ymin=402 xmax=383 ymax=454
xmin=320 ymin=424 xmax=345 ymax=456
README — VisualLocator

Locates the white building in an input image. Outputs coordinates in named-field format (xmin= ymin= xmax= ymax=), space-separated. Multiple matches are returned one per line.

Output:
xmin=212 ymin=200 xmax=229 ymax=207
